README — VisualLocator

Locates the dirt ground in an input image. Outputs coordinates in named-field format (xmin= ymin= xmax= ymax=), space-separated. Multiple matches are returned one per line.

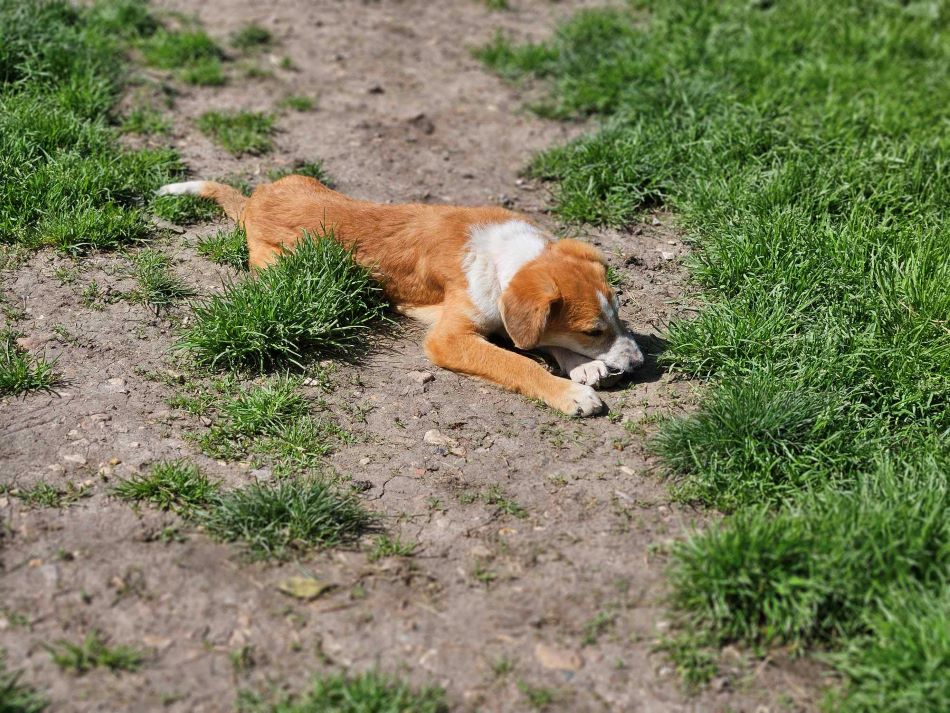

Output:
xmin=0 ymin=1 xmax=822 ymax=711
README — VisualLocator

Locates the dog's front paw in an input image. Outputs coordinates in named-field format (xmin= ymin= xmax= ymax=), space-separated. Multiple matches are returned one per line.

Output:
xmin=554 ymin=383 xmax=605 ymax=418
xmin=569 ymin=360 xmax=610 ymax=388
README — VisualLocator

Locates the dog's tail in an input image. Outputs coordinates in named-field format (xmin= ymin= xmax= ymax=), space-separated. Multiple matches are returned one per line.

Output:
xmin=156 ymin=180 xmax=247 ymax=222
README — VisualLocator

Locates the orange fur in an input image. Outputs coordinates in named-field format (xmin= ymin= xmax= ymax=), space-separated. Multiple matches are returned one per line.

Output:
xmin=200 ymin=175 xmax=621 ymax=416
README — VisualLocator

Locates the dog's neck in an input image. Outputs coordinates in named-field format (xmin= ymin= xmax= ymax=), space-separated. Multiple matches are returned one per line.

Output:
xmin=462 ymin=220 xmax=549 ymax=331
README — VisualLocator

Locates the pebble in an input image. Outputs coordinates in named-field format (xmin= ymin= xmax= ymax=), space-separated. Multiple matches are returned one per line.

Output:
xmin=358 ymin=457 xmax=371 ymax=466
xmin=62 ymin=454 xmax=87 ymax=466
xmin=423 ymin=429 xmax=457 ymax=448
xmin=535 ymin=643 xmax=583 ymax=671
xmin=660 ymin=251 xmax=676 ymax=261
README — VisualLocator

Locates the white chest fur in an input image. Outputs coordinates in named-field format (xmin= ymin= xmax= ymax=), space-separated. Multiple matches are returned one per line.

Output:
xmin=462 ymin=220 xmax=547 ymax=330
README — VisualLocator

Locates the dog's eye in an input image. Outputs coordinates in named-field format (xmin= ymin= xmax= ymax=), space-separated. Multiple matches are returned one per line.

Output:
xmin=584 ymin=328 xmax=605 ymax=338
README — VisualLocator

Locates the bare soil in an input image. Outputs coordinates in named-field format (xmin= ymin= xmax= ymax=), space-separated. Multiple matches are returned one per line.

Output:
xmin=0 ymin=1 xmax=822 ymax=710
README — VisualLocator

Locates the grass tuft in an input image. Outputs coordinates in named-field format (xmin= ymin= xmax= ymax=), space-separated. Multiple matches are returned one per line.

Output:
xmin=178 ymin=232 xmax=387 ymax=371
xmin=196 ymin=478 xmax=373 ymax=560
xmin=128 ymin=248 xmax=196 ymax=309
xmin=47 ymin=632 xmax=144 ymax=674
xmin=277 ymin=94 xmax=315 ymax=112
xmin=197 ymin=110 xmax=274 ymax=156
xmin=267 ymin=160 xmax=333 ymax=186
xmin=0 ymin=330 xmax=57 ymax=397
xmin=231 ymin=24 xmax=273 ymax=52
xmin=113 ymin=460 xmax=218 ymax=514
xmin=0 ymin=652 xmax=46 ymax=713
xmin=196 ymin=226 xmax=248 ymax=270
xmin=139 ymin=29 xmax=221 ymax=69
xmin=195 ymin=376 xmax=348 ymax=466
xmin=150 ymin=194 xmax=219 ymax=225
xmin=237 ymin=670 xmax=447 ymax=713
xmin=121 ymin=105 xmax=171 ymax=135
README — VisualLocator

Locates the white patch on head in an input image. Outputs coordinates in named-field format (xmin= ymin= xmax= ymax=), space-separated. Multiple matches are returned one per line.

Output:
xmin=463 ymin=220 xmax=547 ymax=329
xmin=156 ymin=180 xmax=205 ymax=196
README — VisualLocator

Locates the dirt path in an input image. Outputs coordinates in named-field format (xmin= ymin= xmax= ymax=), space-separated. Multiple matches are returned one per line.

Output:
xmin=1 ymin=2 xmax=815 ymax=711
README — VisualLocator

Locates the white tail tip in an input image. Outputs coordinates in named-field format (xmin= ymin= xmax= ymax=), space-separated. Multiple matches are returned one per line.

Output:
xmin=156 ymin=180 xmax=205 ymax=196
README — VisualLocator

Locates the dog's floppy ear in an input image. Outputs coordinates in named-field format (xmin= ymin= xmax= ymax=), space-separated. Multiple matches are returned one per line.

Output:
xmin=500 ymin=268 xmax=560 ymax=350
xmin=551 ymin=238 xmax=606 ymax=265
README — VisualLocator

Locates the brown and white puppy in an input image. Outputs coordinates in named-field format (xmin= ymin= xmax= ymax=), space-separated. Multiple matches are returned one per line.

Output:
xmin=158 ymin=175 xmax=644 ymax=416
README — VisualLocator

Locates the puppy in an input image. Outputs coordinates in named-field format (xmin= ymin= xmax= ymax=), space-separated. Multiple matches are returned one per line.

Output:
xmin=158 ymin=176 xmax=644 ymax=416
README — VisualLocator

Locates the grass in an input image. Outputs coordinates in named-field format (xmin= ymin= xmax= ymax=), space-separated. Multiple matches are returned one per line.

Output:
xmin=195 ymin=478 xmax=373 ymax=560
xmin=0 ymin=653 xmax=46 ymax=713
xmin=0 ymin=0 xmax=181 ymax=253
xmin=196 ymin=226 xmax=249 ymax=270
xmin=47 ymin=631 xmax=144 ymax=674
xmin=121 ymin=105 xmax=170 ymax=135
xmin=178 ymin=232 xmax=387 ymax=371
xmin=278 ymin=94 xmax=315 ymax=112
xmin=128 ymin=249 xmax=195 ymax=310
xmin=0 ymin=331 xmax=57 ymax=397
xmin=193 ymin=376 xmax=352 ymax=470
xmin=113 ymin=460 xmax=218 ymax=513
xmin=368 ymin=535 xmax=417 ymax=561
xmin=150 ymin=194 xmax=220 ymax=225
xmin=14 ymin=482 xmax=89 ymax=509
xmin=231 ymin=24 xmax=273 ymax=52
xmin=479 ymin=1 xmax=950 ymax=707
xmin=237 ymin=670 xmax=447 ymax=713
xmin=267 ymin=160 xmax=333 ymax=186
xmin=197 ymin=110 xmax=274 ymax=156
xmin=139 ymin=28 xmax=220 ymax=69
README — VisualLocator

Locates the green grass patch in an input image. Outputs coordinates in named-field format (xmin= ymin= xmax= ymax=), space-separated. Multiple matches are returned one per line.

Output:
xmin=179 ymin=232 xmax=387 ymax=371
xmin=197 ymin=110 xmax=274 ymax=156
xmin=47 ymin=632 xmax=144 ymax=674
xmin=127 ymin=248 xmax=195 ymax=310
xmin=180 ymin=58 xmax=226 ymax=87
xmin=195 ymin=376 xmax=349 ymax=466
xmin=121 ymin=105 xmax=171 ymax=135
xmin=267 ymin=160 xmax=333 ymax=186
xmin=13 ymin=481 xmax=89 ymax=509
xmin=150 ymin=194 xmax=220 ymax=225
xmin=196 ymin=478 xmax=372 ymax=560
xmin=0 ymin=330 xmax=57 ymax=397
xmin=0 ymin=0 xmax=181 ymax=253
xmin=368 ymin=535 xmax=417 ymax=561
xmin=237 ymin=670 xmax=447 ymax=712
xmin=480 ymin=0 xmax=950 ymax=706
xmin=139 ymin=28 xmax=221 ymax=69
xmin=113 ymin=460 xmax=218 ymax=514
xmin=278 ymin=94 xmax=315 ymax=112
xmin=231 ymin=24 xmax=273 ymax=52
xmin=0 ymin=652 xmax=46 ymax=713
xmin=196 ymin=226 xmax=248 ymax=270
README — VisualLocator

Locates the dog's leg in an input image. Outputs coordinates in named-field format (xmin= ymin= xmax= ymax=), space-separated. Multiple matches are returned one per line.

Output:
xmin=425 ymin=317 xmax=604 ymax=417
xmin=546 ymin=347 xmax=618 ymax=389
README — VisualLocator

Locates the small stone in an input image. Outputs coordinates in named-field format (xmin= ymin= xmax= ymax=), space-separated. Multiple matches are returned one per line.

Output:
xmin=423 ymin=429 xmax=457 ymax=449
xmin=651 ymin=216 xmax=662 ymax=226
xmin=618 ymin=466 xmax=635 ymax=476
xmin=407 ymin=370 xmax=434 ymax=385
xmin=660 ymin=251 xmax=675 ymax=261
xmin=535 ymin=643 xmax=583 ymax=671
xmin=109 ymin=457 xmax=121 ymax=466
xmin=408 ymin=113 xmax=435 ymax=135
xmin=63 ymin=454 xmax=87 ymax=466
xmin=108 ymin=377 xmax=125 ymax=387
xmin=38 ymin=564 xmax=60 ymax=588
xmin=358 ymin=457 xmax=371 ymax=466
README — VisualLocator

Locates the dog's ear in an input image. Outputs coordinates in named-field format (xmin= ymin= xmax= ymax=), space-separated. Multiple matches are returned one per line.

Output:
xmin=500 ymin=269 xmax=560 ymax=350
xmin=551 ymin=238 xmax=606 ymax=265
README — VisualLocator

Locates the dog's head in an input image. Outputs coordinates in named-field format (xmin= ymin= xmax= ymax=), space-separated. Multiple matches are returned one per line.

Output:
xmin=499 ymin=239 xmax=644 ymax=376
